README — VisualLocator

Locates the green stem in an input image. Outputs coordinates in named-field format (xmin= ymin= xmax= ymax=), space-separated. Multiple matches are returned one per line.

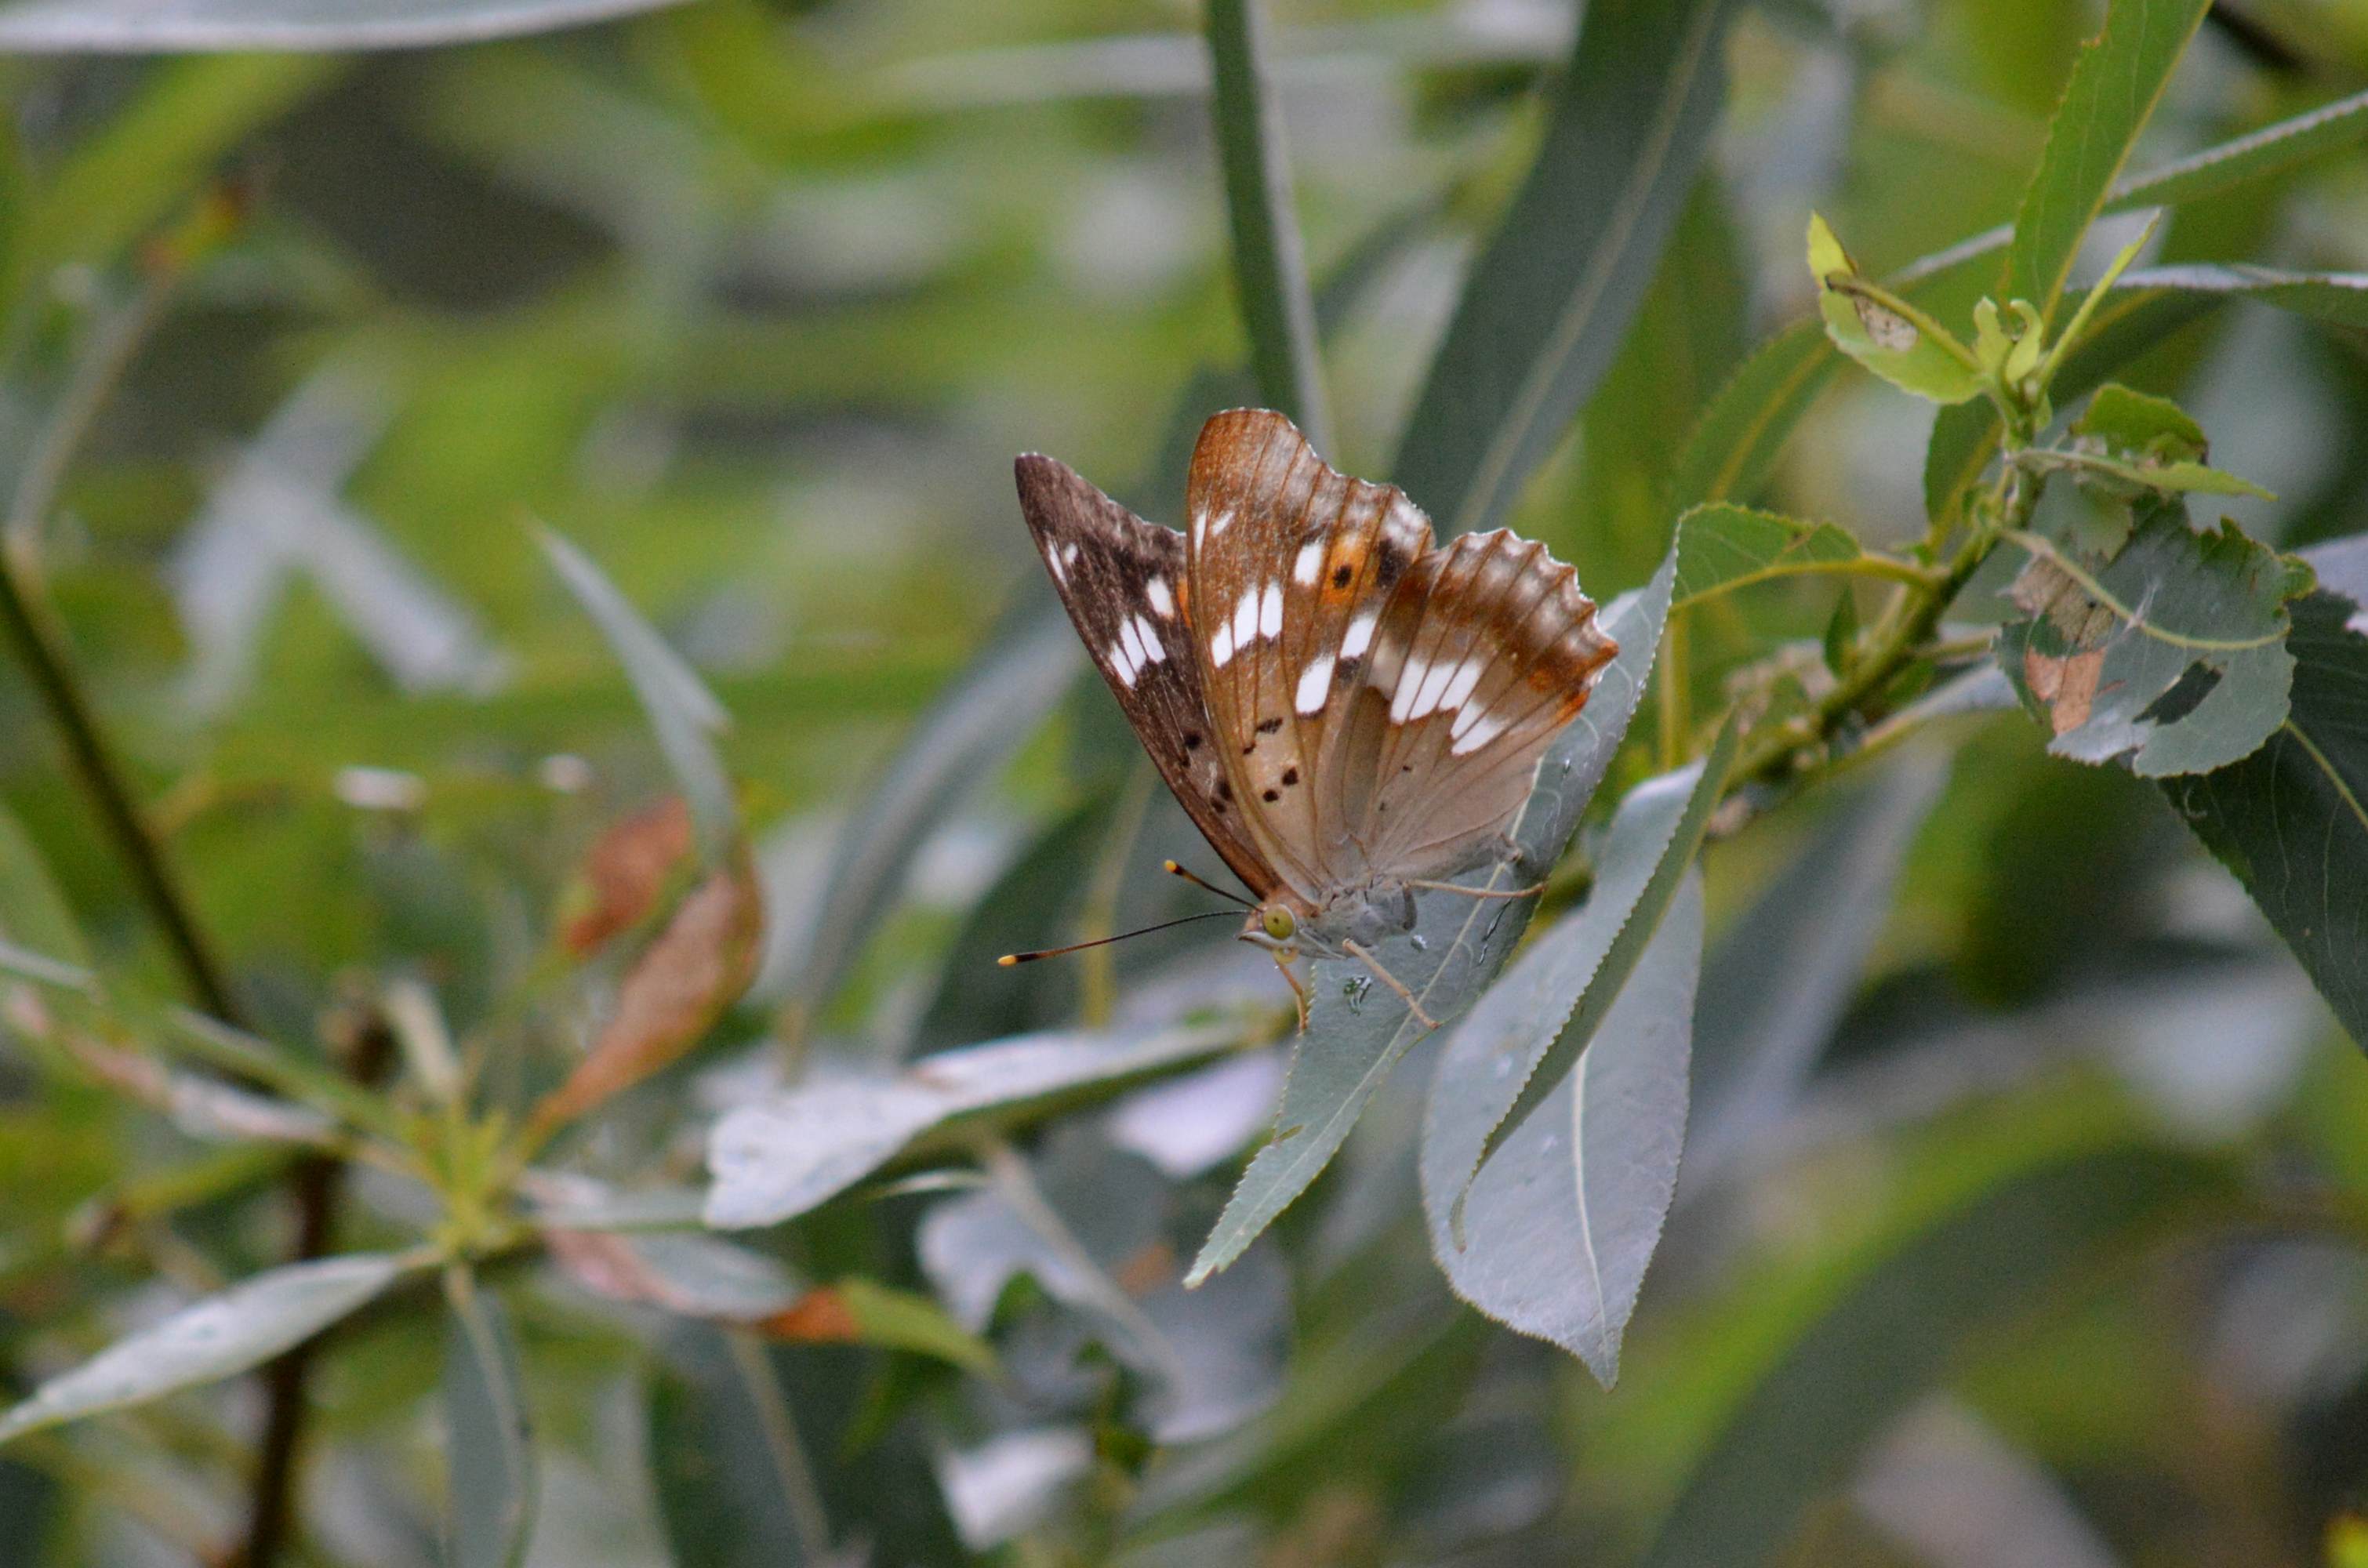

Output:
xmin=1733 ymin=463 xmax=2034 ymax=786
xmin=0 ymin=556 xmax=243 ymax=1024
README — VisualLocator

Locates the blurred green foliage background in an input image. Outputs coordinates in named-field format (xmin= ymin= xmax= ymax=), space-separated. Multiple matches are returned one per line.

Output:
xmin=2 ymin=0 xmax=2368 ymax=1564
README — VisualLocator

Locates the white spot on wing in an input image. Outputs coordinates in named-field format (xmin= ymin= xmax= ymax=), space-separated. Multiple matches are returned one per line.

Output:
xmin=1211 ymin=622 xmax=1236 ymax=668
xmin=1414 ymin=656 xmax=1463 ymax=719
xmin=1110 ymin=637 xmax=1139 ymax=688
xmin=1131 ymin=615 xmax=1166 ymax=663
xmin=1230 ymin=590 xmax=1260 ymax=651
xmin=1295 ymin=655 xmax=1335 ymax=713
xmin=1146 ymin=579 xmax=1175 ymax=618
xmin=1210 ymin=507 xmax=1234 ymax=538
xmin=1047 ymin=546 xmax=1068 ymax=585
xmin=1450 ymin=710 xmax=1507 ymax=754
xmin=1258 ymin=582 xmax=1283 ymax=640
xmin=1293 ymin=541 xmax=1324 ymax=585
xmin=1340 ymin=612 xmax=1378 ymax=660
xmin=1440 ymin=656 xmax=1484 ymax=715
xmin=1389 ymin=658 xmax=1430 ymax=722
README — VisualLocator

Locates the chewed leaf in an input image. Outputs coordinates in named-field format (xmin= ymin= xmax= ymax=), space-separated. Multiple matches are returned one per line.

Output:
xmin=1808 ymin=214 xmax=1984 ymax=405
xmin=1672 ymin=503 xmax=1864 ymax=605
xmin=1419 ymin=869 xmax=1702 ymax=1381
xmin=1184 ymin=553 xmax=1677 ymax=1287
xmin=1999 ymin=507 xmax=2312 ymax=776
xmin=0 ymin=1253 xmax=413 ymax=1445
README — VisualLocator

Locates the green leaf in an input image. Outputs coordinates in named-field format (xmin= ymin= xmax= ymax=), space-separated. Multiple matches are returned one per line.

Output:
xmin=790 ymin=610 xmax=1080 ymax=1020
xmin=910 ymin=793 xmax=1117 ymax=1054
xmin=1204 ymin=0 xmax=1328 ymax=448
xmin=1185 ymin=554 xmax=1677 ymax=1285
xmin=13 ymin=55 xmax=336 ymax=290
xmin=2073 ymin=382 xmax=2206 ymax=459
xmin=1670 ymin=317 xmax=1837 ymax=510
xmin=537 ymin=524 xmax=738 ymax=861
xmin=1637 ymin=1148 xmax=2230 ymax=1568
xmin=1808 ymin=215 xmax=1985 ymax=405
xmin=1924 ymin=269 xmax=2368 ymax=523
xmin=1999 ymin=509 xmax=2311 ymax=777
xmin=704 ymin=1020 xmax=1243 ymax=1229
xmin=443 ymin=1269 xmax=536 ymax=1568
xmin=0 ymin=805 xmax=87 ymax=967
xmin=1458 ymin=717 xmax=1736 ymax=1200
xmin=2162 ymin=536 xmax=2368 ymax=1051
xmin=805 ymin=1278 xmax=997 ymax=1374
xmin=1684 ymin=750 xmax=1952 ymax=1183
xmin=2001 ymin=0 xmax=2211 ymax=329
xmin=0 ymin=0 xmax=686 ymax=50
xmin=546 ymin=1229 xmax=803 ymax=1322
xmin=1672 ymin=503 xmax=1866 ymax=606
xmin=647 ymin=1327 xmax=832 ymax=1568
xmin=1393 ymin=0 xmax=1738 ymax=535
xmin=1693 ymin=92 xmax=2368 ymax=517
xmin=1418 ymin=869 xmax=1702 ymax=1381
xmin=0 ymin=1253 xmax=412 ymax=1445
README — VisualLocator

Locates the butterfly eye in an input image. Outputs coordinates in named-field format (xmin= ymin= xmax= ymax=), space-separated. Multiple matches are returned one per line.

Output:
xmin=1261 ymin=906 xmax=1297 ymax=942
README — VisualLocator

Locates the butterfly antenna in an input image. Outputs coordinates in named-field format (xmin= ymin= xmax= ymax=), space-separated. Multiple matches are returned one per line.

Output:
xmin=997 ymin=909 xmax=1238 ymax=966
xmin=1162 ymin=858 xmax=1253 ymax=907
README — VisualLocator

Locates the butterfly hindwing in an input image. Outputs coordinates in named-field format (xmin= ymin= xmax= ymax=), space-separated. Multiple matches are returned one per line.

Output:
xmin=1182 ymin=412 xmax=1616 ymax=905
xmin=1015 ymin=454 xmax=1282 ymax=900
xmin=1349 ymin=528 xmax=1617 ymax=877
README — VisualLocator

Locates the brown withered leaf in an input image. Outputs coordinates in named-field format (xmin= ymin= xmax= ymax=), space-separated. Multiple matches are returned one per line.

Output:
xmin=533 ymin=857 xmax=763 ymax=1134
xmin=760 ymin=1287 xmax=863 ymax=1343
xmin=2024 ymin=647 xmax=2106 ymax=735
xmin=559 ymin=797 xmax=694 ymax=956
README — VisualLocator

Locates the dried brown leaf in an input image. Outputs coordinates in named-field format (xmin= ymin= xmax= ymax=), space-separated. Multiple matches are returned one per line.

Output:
xmin=559 ymin=797 xmax=693 ymax=956
xmin=533 ymin=859 xmax=762 ymax=1134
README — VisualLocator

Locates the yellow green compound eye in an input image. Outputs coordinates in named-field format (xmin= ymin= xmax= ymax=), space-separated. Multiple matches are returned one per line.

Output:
xmin=1260 ymin=905 xmax=1297 ymax=942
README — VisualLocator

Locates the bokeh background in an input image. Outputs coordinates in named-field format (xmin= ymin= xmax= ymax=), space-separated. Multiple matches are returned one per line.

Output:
xmin=2 ymin=1 xmax=2367 ymax=1564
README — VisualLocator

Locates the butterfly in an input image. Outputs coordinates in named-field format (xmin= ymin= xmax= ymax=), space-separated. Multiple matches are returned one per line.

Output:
xmin=1011 ymin=408 xmax=1616 ymax=1026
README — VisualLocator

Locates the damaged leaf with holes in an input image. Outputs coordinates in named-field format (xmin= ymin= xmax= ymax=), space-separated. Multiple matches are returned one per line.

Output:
xmin=1999 ymin=500 xmax=2315 ymax=777
xmin=1807 ymin=214 xmax=1985 ymax=406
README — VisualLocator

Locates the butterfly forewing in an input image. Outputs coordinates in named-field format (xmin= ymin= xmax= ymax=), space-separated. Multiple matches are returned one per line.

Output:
xmin=1182 ymin=412 xmax=1615 ymax=906
xmin=1014 ymin=454 xmax=1282 ymax=900
xmin=1183 ymin=410 xmax=1436 ymax=906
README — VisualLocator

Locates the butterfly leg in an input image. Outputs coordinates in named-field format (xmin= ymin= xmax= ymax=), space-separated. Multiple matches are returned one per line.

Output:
xmin=1402 ymin=878 xmax=1545 ymax=900
xmin=1269 ymin=949 xmax=1311 ymax=1032
xmin=1341 ymin=940 xmax=1438 ymax=1031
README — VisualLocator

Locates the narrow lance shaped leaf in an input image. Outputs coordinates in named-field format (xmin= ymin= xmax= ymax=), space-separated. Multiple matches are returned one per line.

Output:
xmin=443 ymin=1269 xmax=536 ymax=1568
xmin=538 ymin=524 xmax=738 ymax=861
xmin=1419 ymin=869 xmax=1704 ymax=1381
xmin=0 ymin=0 xmax=688 ymax=52
xmin=790 ymin=608 xmax=1080 ymax=1021
xmin=0 ymin=1253 xmax=412 ymax=1445
xmin=1395 ymin=0 xmax=1738 ymax=536
xmin=2002 ymin=0 xmax=2211 ymax=329
xmin=1204 ymin=0 xmax=1328 ymax=450
xmin=1683 ymin=750 xmax=1952 ymax=1189
xmin=2162 ymin=535 xmax=2368 ymax=1052
xmin=1458 ymin=717 xmax=1736 ymax=1209
xmin=706 ymin=1020 xmax=1243 ymax=1229
xmin=1186 ymin=554 xmax=1678 ymax=1286
xmin=1639 ymin=1149 xmax=2231 ymax=1568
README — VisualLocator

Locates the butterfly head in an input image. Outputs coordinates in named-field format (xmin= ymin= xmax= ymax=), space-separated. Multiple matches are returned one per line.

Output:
xmin=1251 ymin=902 xmax=1298 ymax=946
